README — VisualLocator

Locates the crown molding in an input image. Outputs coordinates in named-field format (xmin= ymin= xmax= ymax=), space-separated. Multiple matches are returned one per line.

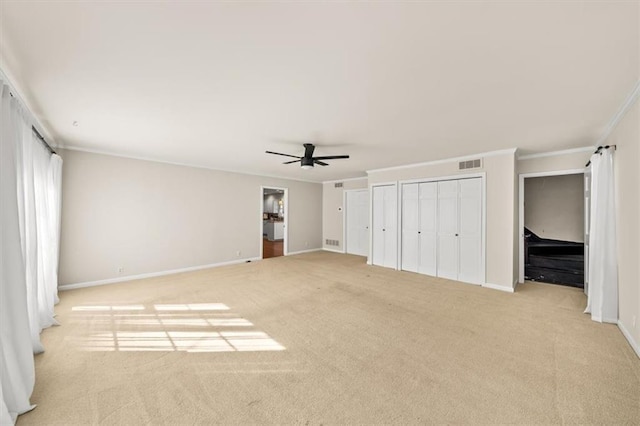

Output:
xmin=596 ymin=79 xmax=640 ymax=146
xmin=60 ymin=145 xmax=322 ymax=184
xmin=322 ymin=176 xmax=368 ymax=184
xmin=517 ymin=146 xmax=594 ymax=160
xmin=0 ymin=65 xmax=57 ymax=146
xmin=366 ymin=148 xmax=517 ymax=174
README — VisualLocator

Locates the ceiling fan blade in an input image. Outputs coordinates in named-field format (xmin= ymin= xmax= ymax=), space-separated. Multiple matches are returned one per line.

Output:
xmin=303 ymin=143 xmax=315 ymax=158
xmin=312 ymin=155 xmax=350 ymax=160
xmin=266 ymin=151 xmax=302 ymax=159
xmin=283 ymin=159 xmax=301 ymax=164
xmin=314 ymin=160 xmax=329 ymax=166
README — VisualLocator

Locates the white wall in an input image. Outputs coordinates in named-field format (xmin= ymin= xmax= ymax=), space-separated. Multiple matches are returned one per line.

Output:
xmin=367 ymin=151 xmax=517 ymax=290
xmin=606 ymin=97 xmax=639 ymax=356
xmin=322 ymin=178 xmax=368 ymax=251
xmin=524 ymin=174 xmax=584 ymax=242
xmin=59 ymin=149 xmax=322 ymax=285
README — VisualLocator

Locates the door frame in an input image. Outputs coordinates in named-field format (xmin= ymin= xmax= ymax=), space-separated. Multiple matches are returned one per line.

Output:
xmin=398 ymin=172 xmax=486 ymax=285
xmin=518 ymin=168 xmax=586 ymax=284
xmin=343 ymin=188 xmax=369 ymax=256
xmin=260 ymin=186 xmax=289 ymax=259
xmin=368 ymin=181 xmax=399 ymax=268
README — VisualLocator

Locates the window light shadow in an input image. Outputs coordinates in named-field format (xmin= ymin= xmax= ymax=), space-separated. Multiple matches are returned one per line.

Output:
xmin=71 ymin=303 xmax=285 ymax=353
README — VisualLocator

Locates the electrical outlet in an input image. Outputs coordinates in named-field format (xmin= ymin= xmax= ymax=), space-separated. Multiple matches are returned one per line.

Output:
xmin=236 ymin=250 xmax=241 ymax=257
xmin=117 ymin=267 xmax=124 ymax=274
xmin=305 ymin=241 xmax=309 ymax=247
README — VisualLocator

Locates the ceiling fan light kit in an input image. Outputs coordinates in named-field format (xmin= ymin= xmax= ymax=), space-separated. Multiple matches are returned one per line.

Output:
xmin=266 ymin=143 xmax=350 ymax=170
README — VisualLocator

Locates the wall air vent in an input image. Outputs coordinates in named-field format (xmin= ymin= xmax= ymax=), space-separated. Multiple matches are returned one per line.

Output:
xmin=459 ymin=159 xmax=482 ymax=170
xmin=325 ymin=239 xmax=340 ymax=246
xmin=334 ymin=182 xmax=343 ymax=188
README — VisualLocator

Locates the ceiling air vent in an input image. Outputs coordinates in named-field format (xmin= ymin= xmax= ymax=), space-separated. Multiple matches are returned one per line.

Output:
xmin=334 ymin=182 xmax=343 ymax=188
xmin=459 ymin=159 xmax=482 ymax=170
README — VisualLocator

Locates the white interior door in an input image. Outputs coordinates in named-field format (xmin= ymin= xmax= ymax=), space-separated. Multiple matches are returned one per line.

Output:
xmin=382 ymin=185 xmax=398 ymax=269
xmin=372 ymin=185 xmax=397 ymax=269
xmin=346 ymin=190 xmax=369 ymax=257
xmin=372 ymin=186 xmax=386 ymax=267
xmin=437 ymin=180 xmax=458 ymax=280
xmin=457 ymin=178 xmax=482 ymax=284
xmin=401 ymin=183 xmax=419 ymax=272
xmin=418 ymin=182 xmax=438 ymax=276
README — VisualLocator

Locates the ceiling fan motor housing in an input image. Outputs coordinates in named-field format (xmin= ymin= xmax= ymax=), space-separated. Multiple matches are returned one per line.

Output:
xmin=301 ymin=157 xmax=314 ymax=168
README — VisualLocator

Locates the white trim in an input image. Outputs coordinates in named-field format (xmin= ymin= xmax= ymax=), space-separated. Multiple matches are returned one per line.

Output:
xmin=260 ymin=186 xmax=289 ymax=259
xmin=322 ymin=176 xmax=368 ymax=184
xmin=398 ymin=171 xmax=486 ymax=185
xmin=517 ymin=146 xmax=594 ymax=161
xmin=597 ymin=79 xmax=640 ymax=146
xmin=518 ymin=168 xmax=586 ymax=283
xmin=322 ymin=247 xmax=344 ymax=254
xmin=482 ymin=282 xmax=515 ymax=293
xmin=366 ymin=148 xmax=516 ymax=174
xmin=618 ymin=320 xmax=640 ymax=359
xmin=287 ymin=248 xmax=322 ymax=256
xmin=62 ymin=144 xmax=321 ymax=184
xmin=59 ymin=257 xmax=261 ymax=291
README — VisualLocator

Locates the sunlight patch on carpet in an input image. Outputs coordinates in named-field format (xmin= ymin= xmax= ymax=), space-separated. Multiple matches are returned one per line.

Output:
xmin=70 ymin=303 xmax=284 ymax=353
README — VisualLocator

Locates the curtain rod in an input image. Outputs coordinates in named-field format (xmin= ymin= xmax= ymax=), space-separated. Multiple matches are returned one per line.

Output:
xmin=585 ymin=145 xmax=616 ymax=167
xmin=31 ymin=125 xmax=57 ymax=155
xmin=7 ymin=91 xmax=57 ymax=155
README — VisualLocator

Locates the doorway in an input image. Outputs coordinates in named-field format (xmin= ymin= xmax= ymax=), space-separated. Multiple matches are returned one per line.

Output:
xmin=519 ymin=170 xmax=586 ymax=288
xmin=344 ymin=189 xmax=369 ymax=257
xmin=261 ymin=187 xmax=288 ymax=259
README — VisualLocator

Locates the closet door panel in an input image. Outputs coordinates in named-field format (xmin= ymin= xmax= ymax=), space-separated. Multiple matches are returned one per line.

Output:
xmin=418 ymin=182 xmax=437 ymax=276
xmin=458 ymin=178 xmax=482 ymax=283
xmin=437 ymin=180 xmax=459 ymax=280
xmin=372 ymin=186 xmax=386 ymax=267
xmin=401 ymin=184 xmax=419 ymax=272
xmin=383 ymin=186 xmax=398 ymax=269
xmin=355 ymin=190 xmax=370 ymax=257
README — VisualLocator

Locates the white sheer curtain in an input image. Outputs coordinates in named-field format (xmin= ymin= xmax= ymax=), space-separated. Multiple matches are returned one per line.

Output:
xmin=0 ymin=80 xmax=36 ymax=424
xmin=1 ymin=77 xmax=63 ymax=424
xmin=584 ymin=148 xmax=618 ymax=323
xmin=30 ymin=138 xmax=62 ymax=332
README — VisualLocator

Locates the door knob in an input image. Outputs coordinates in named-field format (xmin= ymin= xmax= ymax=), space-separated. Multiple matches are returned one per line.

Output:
xmin=455 ymin=233 xmax=459 ymax=236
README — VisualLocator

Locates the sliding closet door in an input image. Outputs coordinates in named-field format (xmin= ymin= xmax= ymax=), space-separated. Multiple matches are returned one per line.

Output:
xmin=418 ymin=182 xmax=438 ymax=276
xmin=372 ymin=185 xmax=397 ymax=269
xmin=458 ymin=178 xmax=482 ymax=284
xmin=437 ymin=180 xmax=458 ymax=280
xmin=401 ymin=183 xmax=419 ymax=272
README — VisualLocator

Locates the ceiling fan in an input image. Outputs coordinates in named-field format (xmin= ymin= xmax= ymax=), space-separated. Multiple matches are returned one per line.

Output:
xmin=266 ymin=143 xmax=349 ymax=170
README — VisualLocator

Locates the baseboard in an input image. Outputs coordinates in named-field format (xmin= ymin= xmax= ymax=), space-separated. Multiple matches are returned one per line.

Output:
xmin=322 ymin=248 xmax=345 ymax=254
xmin=287 ymin=248 xmax=322 ymax=256
xmin=59 ymin=257 xmax=261 ymax=291
xmin=482 ymin=282 xmax=515 ymax=293
xmin=617 ymin=320 xmax=640 ymax=358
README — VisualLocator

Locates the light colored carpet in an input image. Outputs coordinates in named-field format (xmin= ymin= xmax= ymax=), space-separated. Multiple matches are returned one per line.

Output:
xmin=18 ymin=252 xmax=639 ymax=424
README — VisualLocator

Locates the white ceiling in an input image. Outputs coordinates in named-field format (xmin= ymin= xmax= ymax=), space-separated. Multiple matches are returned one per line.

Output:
xmin=1 ymin=1 xmax=638 ymax=182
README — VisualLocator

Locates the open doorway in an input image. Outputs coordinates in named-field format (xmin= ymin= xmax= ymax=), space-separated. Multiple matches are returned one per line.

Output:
xmin=519 ymin=170 xmax=586 ymax=288
xmin=261 ymin=187 xmax=288 ymax=259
